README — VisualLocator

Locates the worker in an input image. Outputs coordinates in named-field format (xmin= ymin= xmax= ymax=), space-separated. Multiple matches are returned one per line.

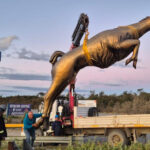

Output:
xmin=23 ymin=111 xmax=42 ymax=147
xmin=22 ymin=108 xmax=29 ymax=123
xmin=52 ymin=115 xmax=62 ymax=136
xmin=58 ymin=102 xmax=63 ymax=118
xmin=0 ymin=104 xmax=7 ymax=147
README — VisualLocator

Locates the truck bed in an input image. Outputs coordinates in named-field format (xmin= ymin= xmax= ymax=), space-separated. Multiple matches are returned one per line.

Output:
xmin=74 ymin=107 xmax=150 ymax=128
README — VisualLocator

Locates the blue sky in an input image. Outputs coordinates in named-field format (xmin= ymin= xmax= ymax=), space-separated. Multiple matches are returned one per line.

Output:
xmin=0 ymin=0 xmax=150 ymax=96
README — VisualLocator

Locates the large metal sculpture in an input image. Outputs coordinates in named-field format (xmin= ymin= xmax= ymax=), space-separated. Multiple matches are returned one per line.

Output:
xmin=38 ymin=16 xmax=150 ymax=127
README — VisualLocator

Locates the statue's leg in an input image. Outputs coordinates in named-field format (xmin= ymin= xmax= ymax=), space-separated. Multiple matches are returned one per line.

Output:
xmin=110 ymin=39 xmax=140 ymax=68
xmin=125 ymin=40 xmax=140 ymax=68
xmin=111 ymin=39 xmax=140 ymax=50
xmin=132 ymin=43 xmax=140 ymax=68
xmin=41 ymin=76 xmax=69 ymax=130
xmin=42 ymin=81 xmax=61 ymax=118
xmin=45 ymin=75 xmax=76 ymax=117
xmin=36 ymin=82 xmax=59 ymax=128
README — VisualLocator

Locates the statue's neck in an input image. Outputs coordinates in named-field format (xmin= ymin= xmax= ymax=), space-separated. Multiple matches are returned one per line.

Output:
xmin=73 ymin=47 xmax=89 ymax=71
xmin=132 ymin=18 xmax=150 ymax=38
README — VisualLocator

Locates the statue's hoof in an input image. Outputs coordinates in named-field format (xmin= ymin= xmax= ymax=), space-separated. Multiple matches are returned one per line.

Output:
xmin=43 ymin=117 xmax=49 ymax=131
xmin=133 ymin=61 xmax=137 ymax=69
xmin=125 ymin=59 xmax=130 ymax=65
xmin=36 ymin=117 xmax=44 ymax=127
xmin=125 ymin=57 xmax=133 ymax=66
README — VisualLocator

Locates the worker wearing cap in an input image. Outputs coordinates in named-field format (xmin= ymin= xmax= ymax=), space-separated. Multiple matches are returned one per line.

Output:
xmin=52 ymin=115 xmax=62 ymax=136
xmin=23 ymin=111 xmax=42 ymax=147
xmin=0 ymin=104 xmax=7 ymax=147
xmin=58 ymin=102 xmax=64 ymax=118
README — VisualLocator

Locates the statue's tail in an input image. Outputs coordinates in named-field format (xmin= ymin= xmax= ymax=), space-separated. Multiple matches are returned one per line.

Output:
xmin=49 ymin=51 xmax=65 ymax=65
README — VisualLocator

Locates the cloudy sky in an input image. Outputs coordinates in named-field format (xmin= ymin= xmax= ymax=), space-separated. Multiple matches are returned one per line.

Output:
xmin=0 ymin=0 xmax=150 ymax=97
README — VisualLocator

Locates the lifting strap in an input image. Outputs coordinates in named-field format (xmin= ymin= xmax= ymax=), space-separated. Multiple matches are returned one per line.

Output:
xmin=82 ymin=30 xmax=93 ymax=65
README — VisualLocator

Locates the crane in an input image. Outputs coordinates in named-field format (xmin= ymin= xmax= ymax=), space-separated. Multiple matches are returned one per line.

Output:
xmin=69 ymin=13 xmax=89 ymax=124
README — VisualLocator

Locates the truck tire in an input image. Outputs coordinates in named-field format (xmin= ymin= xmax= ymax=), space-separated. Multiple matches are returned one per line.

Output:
xmin=108 ymin=129 xmax=127 ymax=146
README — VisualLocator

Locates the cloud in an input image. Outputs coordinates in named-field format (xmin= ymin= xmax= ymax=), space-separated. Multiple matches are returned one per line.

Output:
xmin=113 ymin=61 xmax=127 ymax=68
xmin=0 ymin=67 xmax=15 ymax=73
xmin=15 ymin=48 xmax=50 ymax=61
xmin=13 ymin=86 xmax=48 ymax=92
xmin=0 ymin=73 xmax=51 ymax=81
xmin=0 ymin=86 xmax=48 ymax=96
xmin=0 ymin=89 xmax=16 ymax=93
xmin=0 ymin=36 xmax=18 ymax=51
xmin=113 ymin=60 xmax=145 ymax=69
xmin=76 ymin=88 xmax=90 ymax=93
xmin=89 ymin=81 xmax=125 ymax=87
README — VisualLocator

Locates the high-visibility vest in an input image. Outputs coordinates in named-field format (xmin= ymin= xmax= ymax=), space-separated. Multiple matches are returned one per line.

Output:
xmin=0 ymin=130 xmax=4 ymax=134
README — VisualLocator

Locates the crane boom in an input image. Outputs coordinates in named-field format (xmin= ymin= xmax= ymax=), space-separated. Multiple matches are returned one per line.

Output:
xmin=69 ymin=13 xmax=89 ymax=124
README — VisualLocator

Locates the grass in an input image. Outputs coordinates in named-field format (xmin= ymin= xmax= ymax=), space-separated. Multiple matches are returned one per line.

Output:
xmin=58 ymin=142 xmax=150 ymax=150
xmin=4 ymin=115 xmax=24 ymax=123
xmin=2 ymin=142 xmax=150 ymax=150
xmin=21 ymin=142 xmax=150 ymax=150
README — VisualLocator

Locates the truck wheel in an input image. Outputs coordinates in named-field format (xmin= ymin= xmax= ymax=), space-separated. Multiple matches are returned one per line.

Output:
xmin=108 ymin=129 xmax=127 ymax=146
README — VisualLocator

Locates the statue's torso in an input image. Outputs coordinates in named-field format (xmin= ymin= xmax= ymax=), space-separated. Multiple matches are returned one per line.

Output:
xmin=86 ymin=27 xmax=135 ymax=68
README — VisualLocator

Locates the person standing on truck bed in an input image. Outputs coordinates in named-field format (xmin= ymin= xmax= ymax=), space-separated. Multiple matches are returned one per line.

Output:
xmin=23 ymin=111 xmax=42 ymax=147
xmin=58 ymin=101 xmax=64 ymax=118
xmin=0 ymin=104 xmax=7 ymax=147
xmin=52 ymin=115 xmax=62 ymax=136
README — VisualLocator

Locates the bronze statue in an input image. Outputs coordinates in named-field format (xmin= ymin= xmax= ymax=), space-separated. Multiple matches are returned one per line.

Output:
xmin=37 ymin=17 xmax=150 ymax=127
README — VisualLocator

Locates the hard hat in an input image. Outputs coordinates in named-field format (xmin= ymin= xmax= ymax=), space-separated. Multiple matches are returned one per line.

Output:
xmin=0 ymin=104 xmax=6 ymax=111
xmin=55 ymin=115 xmax=59 ymax=118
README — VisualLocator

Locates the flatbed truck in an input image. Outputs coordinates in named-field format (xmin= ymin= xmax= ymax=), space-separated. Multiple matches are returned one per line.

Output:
xmin=38 ymin=14 xmax=150 ymax=146
xmin=38 ymin=99 xmax=150 ymax=145
xmin=42 ymin=13 xmax=150 ymax=145
xmin=72 ymin=107 xmax=150 ymax=145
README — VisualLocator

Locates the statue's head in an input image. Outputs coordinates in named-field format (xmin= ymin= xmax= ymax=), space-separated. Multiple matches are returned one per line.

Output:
xmin=140 ymin=16 xmax=150 ymax=22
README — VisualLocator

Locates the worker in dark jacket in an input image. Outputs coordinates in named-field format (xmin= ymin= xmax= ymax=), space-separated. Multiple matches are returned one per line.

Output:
xmin=52 ymin=115 xmax=62 ymax=136
xmin=0 ymin=104 xmax=7 ymax=147
xmin=23 ymin=111 xmax=42 ymax=147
